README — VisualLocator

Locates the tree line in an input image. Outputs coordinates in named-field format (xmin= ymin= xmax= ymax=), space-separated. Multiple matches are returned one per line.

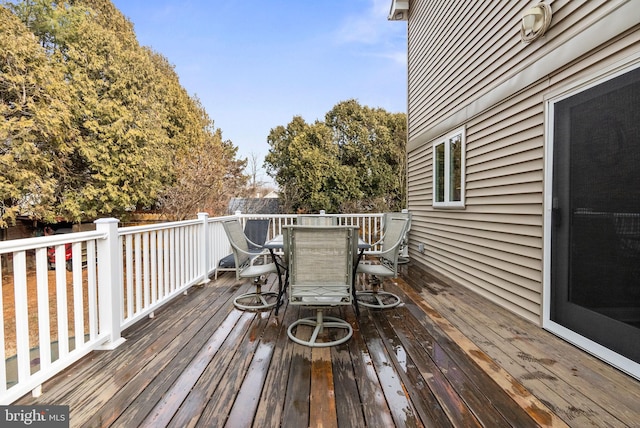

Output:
xmin=265 ymin=99 xmax=406 ymax=214
xmin=1 ymin=0 xmax=247 ymax=227
xmin=1 ymin=0 xmax=407 ymax=229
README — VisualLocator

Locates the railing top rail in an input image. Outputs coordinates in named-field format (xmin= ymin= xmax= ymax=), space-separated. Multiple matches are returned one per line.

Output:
xmin=0 ymin=213 xmax=386 ymax=253
xmin=0 ymin=230 xmax=106 ymax=254
xmin=235 ymin=213 xmax=297 ymax=219
xmin=206 ymin=214 xmax=240 ymax=223
xmin=118 ymin=218 xmax=203 ymax=236
xmin=235 ymin=213 xmax=383 ymax=218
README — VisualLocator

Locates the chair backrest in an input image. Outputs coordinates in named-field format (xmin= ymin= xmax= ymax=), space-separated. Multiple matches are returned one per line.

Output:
xmin=244 ymin=219 xmax=270 ymax=250
xmin=297 ymin=215 xmax=337 ymax=226
xmin=222 ymin=220 xmax=251 ymax=279
xmin=383 ymin=211 xmax=411 ymax=255
xmin=377 ymin=216 xmax=409 ymax=275
xmin=284 ymin=225 xmax=358 ymax=306
xmin=382 ymin=211 xmax=411 ymax=236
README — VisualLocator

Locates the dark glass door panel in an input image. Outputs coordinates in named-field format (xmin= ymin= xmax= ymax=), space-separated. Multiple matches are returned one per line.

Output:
xmin=551 ymin=66 xmax=640 ymax=362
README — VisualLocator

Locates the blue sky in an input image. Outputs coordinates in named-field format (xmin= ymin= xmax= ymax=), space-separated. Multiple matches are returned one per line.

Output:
xmin=111 ymin=0 xmax=407 ymax=179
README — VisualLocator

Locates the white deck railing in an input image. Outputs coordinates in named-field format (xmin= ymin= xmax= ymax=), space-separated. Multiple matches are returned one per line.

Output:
xmin=0 ymin=212 xmax=384 ymax=404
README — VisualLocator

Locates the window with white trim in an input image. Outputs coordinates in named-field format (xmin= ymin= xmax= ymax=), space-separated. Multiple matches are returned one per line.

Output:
xmin=433 ymin=127 xmax=465 ymax=208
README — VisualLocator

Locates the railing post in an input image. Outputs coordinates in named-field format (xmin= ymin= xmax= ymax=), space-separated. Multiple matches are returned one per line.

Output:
xmin=401 ymin=209 xmax=410 ymax=258
xmin=235 ymin=210 xmax=243 ymax=229
xmin=198 ymin=212 xmax=211 ymax=286
xmin=95 ymin=218 xmax=126 ymax=350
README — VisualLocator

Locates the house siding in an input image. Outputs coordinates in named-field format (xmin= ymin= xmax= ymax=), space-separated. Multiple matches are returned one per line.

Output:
xmin=407 ymin=0 xmax=631 ymax=146
xmin=406 ymin=0 xmax=640 ymax=324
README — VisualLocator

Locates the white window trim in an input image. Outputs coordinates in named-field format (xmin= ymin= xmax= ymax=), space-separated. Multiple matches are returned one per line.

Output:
xmin=432 ymin=127 xmax=466 ymax=209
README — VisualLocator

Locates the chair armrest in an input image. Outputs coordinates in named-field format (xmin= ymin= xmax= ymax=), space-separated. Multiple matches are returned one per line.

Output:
xmin=245 ymin=237 xmax=266 ymax=250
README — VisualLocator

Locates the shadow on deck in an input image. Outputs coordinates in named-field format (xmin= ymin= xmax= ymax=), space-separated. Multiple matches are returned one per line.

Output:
xmin=15 ymin=263 xmax=640 ymax=427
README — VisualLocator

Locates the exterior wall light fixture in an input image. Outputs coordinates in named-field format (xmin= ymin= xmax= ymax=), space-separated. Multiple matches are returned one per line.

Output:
xmin=388 ymin=0 xmax=409 ymax=21
xmin=521 ymin=2 xmax=552 ymax=43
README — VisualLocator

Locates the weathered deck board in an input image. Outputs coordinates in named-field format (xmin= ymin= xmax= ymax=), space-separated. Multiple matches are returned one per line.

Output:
xmin=192 ymin=311 xmax=267 ymax=427
xmin=395 ymin=276 xmax=568 ymax=427
xmin=365 ymin=308 xmax=452 ymax=427
xmin=252 ymin=303 xmax=299 ymax=427
xmin=397 ymin=264 xmax=640 ymax=427
xmin=356 ymin=307 xmax=424 ymax=427
xmin=14 ymin=263 xmax=640 ymax=427
xmin=331 ymin=308 xmax=366 ymax=427
xmin=48 ymin=279 xmax=242 ymax=426
xmin=376 ymin=308 xmax=515 ymax=427
xmin=225 ymin=315 xmax=283 ymax=427
xmin=93 ymin=281 xmax=246 ymax=427
xmin=282 ymin=319 xmax=312 ymax=427
xmin=310 ymin=347 xmax=337 ymax=428
xmin=394 ymin=306 xmax=538 ymax=428
xmin=342 ymin=307 xmax=395 ymax=427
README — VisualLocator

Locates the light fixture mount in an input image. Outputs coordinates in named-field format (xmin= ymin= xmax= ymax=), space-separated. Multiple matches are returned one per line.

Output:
xmin=521 ymin=2 xmax=552 ymax=43
xmin=388 ymin=0 xmax=409 ymax=21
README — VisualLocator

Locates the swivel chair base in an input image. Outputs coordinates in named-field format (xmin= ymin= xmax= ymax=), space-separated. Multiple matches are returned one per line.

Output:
xmin=234 ymin=280 xmax=279 ymax=311
xmin=234 ymin=291 xmax=279 ymax=311
xmin=356 ymin=275 xmax=402 ymax=309
xmin=355 ymin=290 xmax=401 ymax=309
xmin=287 ymin=311 xmax=352 ymax=347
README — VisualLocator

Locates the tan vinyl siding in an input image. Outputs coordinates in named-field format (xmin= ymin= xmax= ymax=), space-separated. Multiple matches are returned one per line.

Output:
xmin=406 ymin=0 xmax=639 ymax=324
xmin=408 ymin=0 xmax=523 ymax=141
xmin=407 ymin=0 xmax=628 ymax=144
xmin=408 ymin=81 xmax=546 ymax=323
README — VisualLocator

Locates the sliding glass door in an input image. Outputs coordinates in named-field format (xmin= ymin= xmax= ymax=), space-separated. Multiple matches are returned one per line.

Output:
xmin=551 ymin=66 xmax=640 ymax=363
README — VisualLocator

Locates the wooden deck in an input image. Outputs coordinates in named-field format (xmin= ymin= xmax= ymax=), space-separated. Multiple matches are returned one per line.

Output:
xmin=16 ymin=263 xmax=640 ymax=427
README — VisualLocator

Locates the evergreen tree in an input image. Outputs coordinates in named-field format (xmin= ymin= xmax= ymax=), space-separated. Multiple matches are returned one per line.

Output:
xmin=0 ymin=5 xmax=73 ymax=226
xmin=265 ymin=100 xmax=406 ymax=214
xmin=1 ymin=0 xmax=248 ymax=225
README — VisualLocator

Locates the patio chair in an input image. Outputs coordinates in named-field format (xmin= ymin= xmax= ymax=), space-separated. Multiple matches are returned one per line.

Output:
xmin=297 ymin=215 xmax=337 ymax=226
xmin=382 ymin=211 xmax=412 ymax=264
xmin=222 ymin=220 xmax=279 ymax=311
xmin=284 ymin=225 xmax=358 ymax=347
xmin=215 ymin=219 xmax=270 ymax=279
xmin=356 ymin=215 xmax=409 ymax=309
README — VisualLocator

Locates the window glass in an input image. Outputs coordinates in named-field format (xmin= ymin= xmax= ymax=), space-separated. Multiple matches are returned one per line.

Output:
xmin=433 ymin=128 xmax=465 ymax=208
xmin=449 ymin=134 xmax=462 ymax=202
xmin=435 ymin=142 xmax=445 ymax=203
